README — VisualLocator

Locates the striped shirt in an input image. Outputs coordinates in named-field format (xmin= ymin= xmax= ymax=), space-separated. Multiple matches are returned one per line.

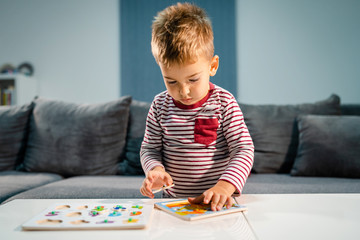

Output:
xmin=140 ymin=83 xmax=254 ymax=197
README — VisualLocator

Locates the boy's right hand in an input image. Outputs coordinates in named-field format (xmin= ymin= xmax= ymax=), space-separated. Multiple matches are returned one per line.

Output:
xmin=140 ymin=166 xmax=173 ymax=198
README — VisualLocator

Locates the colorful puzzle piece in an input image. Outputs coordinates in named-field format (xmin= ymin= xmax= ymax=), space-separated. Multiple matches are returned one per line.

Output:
xmin=130 ymin=211 xmax=142 ymax=216
xmin=45 ymin=211 xmax=60 ymax=216
xmin=113 ymin=205 xmax=127 ymax=211
xmin=123 ymin=218 xmax=139 ymax=224
xmin=131 ymin=205 xmax=143 ymax=209
xmin=96 ymin=219 xmax=115 ymax=224
xmin=92 ymin=206 xmax=107 ymax=211
xmin=108 ymin=211 xmax=122 ymax=217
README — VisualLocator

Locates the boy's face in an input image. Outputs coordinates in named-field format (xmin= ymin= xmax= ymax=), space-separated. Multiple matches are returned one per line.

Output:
xmin=159 ymin=56 xmax=219 ymax=106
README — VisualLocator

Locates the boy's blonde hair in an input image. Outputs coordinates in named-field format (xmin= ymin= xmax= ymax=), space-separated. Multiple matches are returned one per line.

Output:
xmin=151 ymin=2 xmax=214 ymax=67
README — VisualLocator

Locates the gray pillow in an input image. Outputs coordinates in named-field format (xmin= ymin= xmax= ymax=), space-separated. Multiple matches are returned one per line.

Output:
xmin=341 ymin=104 xmax=360 ymax=116
xmin=23 ymin=97 xmax=131 ymax=176
xmin=0 ymin=103 xmax=33 ymax=171
xmin=291 ymin=115 xmax=360 ymax=178
xmin=239 ymin=94 xmax=341 ymax=173
xmin=118 ymin=100 xmax=151 ymax=175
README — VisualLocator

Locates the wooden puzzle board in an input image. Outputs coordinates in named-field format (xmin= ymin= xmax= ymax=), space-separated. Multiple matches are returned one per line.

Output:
xmin=21 ymin=200 xmax=154 ymax=230
xmin=155 ymin=199 xmax=247 ymax=221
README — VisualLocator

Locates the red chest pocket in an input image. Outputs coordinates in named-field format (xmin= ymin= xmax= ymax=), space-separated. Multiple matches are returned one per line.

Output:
xmin=194 ymin=118 xmax=219 ymax=146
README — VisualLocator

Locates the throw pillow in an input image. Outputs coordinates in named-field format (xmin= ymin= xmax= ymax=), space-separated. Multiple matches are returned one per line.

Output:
xmin=23 ymin=96 xmax=131 ymax=176
xmin=239 ymin=94 xmax=341 ymax=173
xmin=0 ymin=103 xmax=33 ymax=171
xmin=118 ymin=100 xmax=151 ymax=175
xmin=291 ymin=115 xmax=360 ymax=178
xmin=341 ymin=104 xmax=360 ymax=116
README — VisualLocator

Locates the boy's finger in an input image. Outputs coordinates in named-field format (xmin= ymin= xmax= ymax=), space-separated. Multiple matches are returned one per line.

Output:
xmin=216 ymin=195 xmax=227 ymax=211
xmin=203 ymin=191 xmax=213 ymax=205
xmin=226 ymin=197 xmax=234 ymax=209
xmin=188 ymin=194 xmax=204 ymax=204
xmin=144 ymin=179 xmax=153 ymax=193
xmin=140 ymin=186 xmax=152 ymax=198
xmin=140 ymin=187 xmax=145 ymax=196
xmin=164 ymin=174 xmax=173 ymax=186
xmin=210 ymin=194 xmax=220 ymax=211
xmin=144 ymin=186 xmax=154 ymax=198
xmin=147 ymin=174 xmax=154 ymax=183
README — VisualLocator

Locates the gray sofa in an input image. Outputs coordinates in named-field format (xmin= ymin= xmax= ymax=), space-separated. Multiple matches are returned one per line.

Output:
xmin=1 ymin=94 xmax=359 ymax=204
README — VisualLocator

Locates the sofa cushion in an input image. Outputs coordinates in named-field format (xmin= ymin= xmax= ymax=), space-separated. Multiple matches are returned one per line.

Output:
xmin=0 ymin=171 xmax=63 ymax=203
xmin=22 ymin=97 xmax=131 ymax=177
xmin=239 ymin=94 xmax=341 ymax=174
xmin=341 ymin=104 xmax=360 ymax=116
xmin=118 ymin=100 xmax=151 ymax=175
xmin=291 ymin=115 xmax=360 ymax=178
xmin=3 ymin=176 xmax=162 ymax=203
xmin=0 ymin=103 xmax=33 ymax=171
xmin=242 ymin=174 xmax=360 ymax=194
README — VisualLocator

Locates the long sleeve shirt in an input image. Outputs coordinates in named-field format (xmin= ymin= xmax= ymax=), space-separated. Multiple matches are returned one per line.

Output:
xmin=140 ymin=83 xmax=254 ymax=197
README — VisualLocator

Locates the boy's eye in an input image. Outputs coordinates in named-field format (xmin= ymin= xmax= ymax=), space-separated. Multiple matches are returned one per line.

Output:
xmin=189 ymin=78 xmax=199 ymax=82
xmin=167 ymin=81 xmax=177 ymax=85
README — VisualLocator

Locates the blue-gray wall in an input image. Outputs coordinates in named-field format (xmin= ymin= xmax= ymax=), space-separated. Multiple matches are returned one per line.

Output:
xmin=237 ymin=0 xmax=360 ymax=104
xmin=0 ymin=0 xmax=119 ymax=104
xmin=1 ymin=0 xmax=358 ymax=105
xmin=121 ymin=0 xmax=237 ymax=102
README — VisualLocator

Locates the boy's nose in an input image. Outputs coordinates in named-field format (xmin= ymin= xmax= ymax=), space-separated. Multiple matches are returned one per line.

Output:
xmin=179 ymin=85 xmax=190 ymax=96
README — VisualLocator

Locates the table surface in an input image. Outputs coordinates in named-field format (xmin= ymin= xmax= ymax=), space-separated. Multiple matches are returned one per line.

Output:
xmin=0 ymin=198 xmax=255 ymax=240
xmin=237 ymin=194 xmax=360 ymax=240
xmin=1 ymin=194 xmax=359 ymax=240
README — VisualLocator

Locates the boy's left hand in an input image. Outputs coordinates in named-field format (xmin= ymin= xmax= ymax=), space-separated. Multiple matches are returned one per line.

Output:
xmin=188 ymin=180 xmax=236 ymax=211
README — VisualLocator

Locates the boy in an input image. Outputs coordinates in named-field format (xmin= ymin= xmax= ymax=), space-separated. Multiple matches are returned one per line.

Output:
xmin=140 ymin=3 xmax=254 ymax=211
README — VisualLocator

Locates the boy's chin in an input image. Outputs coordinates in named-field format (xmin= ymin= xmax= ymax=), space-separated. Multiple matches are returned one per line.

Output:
xmin=178 ymin=99 xmax=196 ymax=105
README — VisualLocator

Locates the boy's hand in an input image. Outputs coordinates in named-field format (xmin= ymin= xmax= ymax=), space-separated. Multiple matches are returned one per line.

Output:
xmin=188 ymin=180 xmax=236 ymax=211
xmin=140 ymin=166 xmax=173 ymax=199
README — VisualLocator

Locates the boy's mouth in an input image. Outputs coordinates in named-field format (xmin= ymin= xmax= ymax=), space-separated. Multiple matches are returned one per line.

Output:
xmin=180 ymin=98 xmax=193 ymax=104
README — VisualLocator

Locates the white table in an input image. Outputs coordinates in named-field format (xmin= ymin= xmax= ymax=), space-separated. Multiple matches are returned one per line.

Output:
xmin=237 ymin=194 xmax=360 ymax=240
xmin=1 ymin=194 xmax=359 ymax=240
xmin=0 ymin=198 xmax=255 ymax=240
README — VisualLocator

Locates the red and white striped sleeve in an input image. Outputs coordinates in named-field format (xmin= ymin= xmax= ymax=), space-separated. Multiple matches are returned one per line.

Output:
xmin=140 ymin=99 xmax=164 ymax=174
xmin=218 ymin=95 xmax=254 ymax=194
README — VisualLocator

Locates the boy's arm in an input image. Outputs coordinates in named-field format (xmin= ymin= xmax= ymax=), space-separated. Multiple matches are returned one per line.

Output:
xmin=140 ymin=101 xmax=164 ymax=174
xmin=189 ymin=97 xmax=254 ymax=211
xmin=140 ymin=101 xmax=174 ymax=198
xmin=219 ymin=97 xmax=254 ymax=195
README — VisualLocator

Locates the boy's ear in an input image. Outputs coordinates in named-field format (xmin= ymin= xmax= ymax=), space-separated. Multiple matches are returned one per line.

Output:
xmin=209 ymin=55 xmax=219 ymax=76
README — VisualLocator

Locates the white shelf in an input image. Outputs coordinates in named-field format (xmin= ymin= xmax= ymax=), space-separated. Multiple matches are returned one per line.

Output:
xmin=0 ymin=74 xmax=37 ymax=105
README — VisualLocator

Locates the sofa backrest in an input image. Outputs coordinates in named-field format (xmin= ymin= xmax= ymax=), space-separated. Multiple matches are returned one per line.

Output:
xmin=341 ymin=104 xmax=360 ymax=116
